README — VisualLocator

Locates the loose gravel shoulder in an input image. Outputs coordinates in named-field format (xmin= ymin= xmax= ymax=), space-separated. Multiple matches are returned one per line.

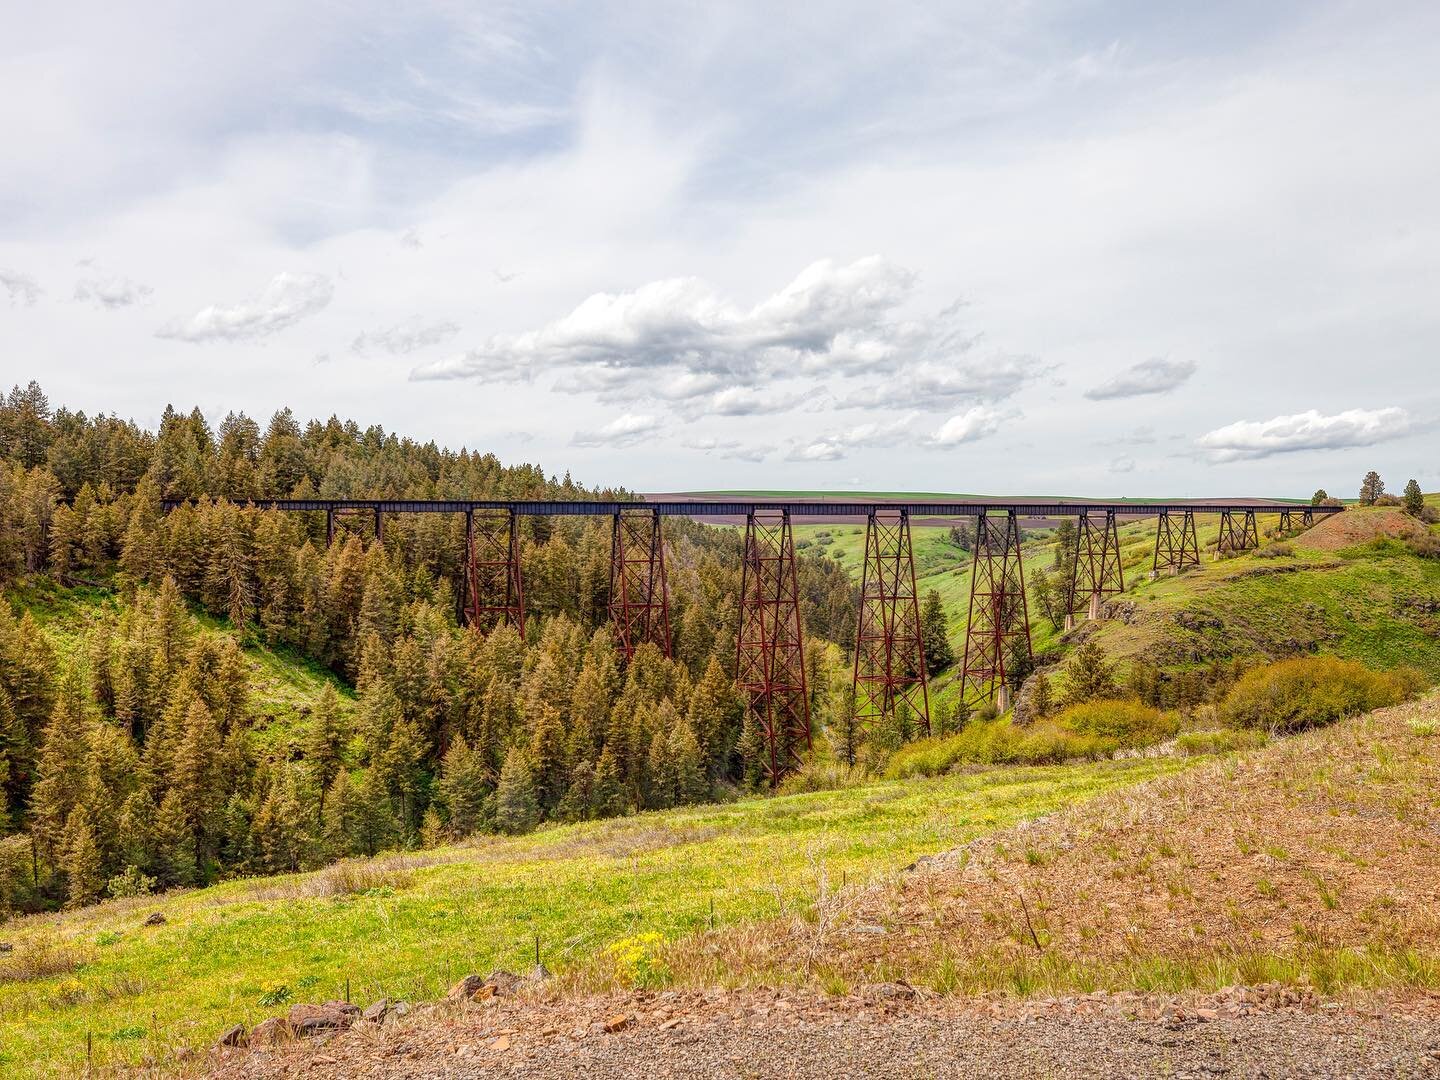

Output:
xmin=209 ymin=987 xmax=1440 ymax=1079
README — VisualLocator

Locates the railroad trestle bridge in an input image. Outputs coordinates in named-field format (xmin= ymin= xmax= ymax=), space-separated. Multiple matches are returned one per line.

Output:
xmin=162 ymin=497 xmax=1339 ymax=783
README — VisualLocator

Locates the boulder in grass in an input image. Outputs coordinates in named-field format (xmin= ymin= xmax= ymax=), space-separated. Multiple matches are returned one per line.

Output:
xmin=286 ymin=1001 xmax=361 ymax=1038
xmin=214 ymin=1024 xmax=247 ymax=1049
xmin=447 ymin=974 xmax=487 ymax=1000
xmin=143 ymin=913 xmax=167 ymax=927
xmin=249 ymin=1017 xmax=287 ymax=1046
xmin=362 ymin=998 xmax=391 ymax=1024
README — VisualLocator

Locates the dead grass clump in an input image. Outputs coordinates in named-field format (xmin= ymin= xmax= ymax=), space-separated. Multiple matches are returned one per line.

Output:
xmin=0 ymin=937 xmax=92 ymax=984
xmin=244 ymin=858 xmax=417 ymax=902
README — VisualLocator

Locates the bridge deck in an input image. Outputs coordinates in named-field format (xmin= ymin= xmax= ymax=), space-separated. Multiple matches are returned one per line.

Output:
xmin=159 ymin=498 xmax=1341 ymax=519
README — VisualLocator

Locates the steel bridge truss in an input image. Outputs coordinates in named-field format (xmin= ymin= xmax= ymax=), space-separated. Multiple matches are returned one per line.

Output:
xmin=853 ymin=509 xmax=930 ymax=734
xmin=1277 ymin=507 xmax=1315 ymax=533
xmin=737 ymin=509 xmax=811 ymax=785
xmin=1217 ymin=508 xmax=1260 ymax=554
xmin=465 ymin=508 xmax=526 ymax=637
xmin=961 ymin=509 xmax=1032 ymax=708
xmin=609 ymin=507 xmax=672 ymax=660
xmin=1153 ymin=509 xmax=1200 ymax=573
xmin=165 ymin=496 xmax=1345 ymax=782
xmin=1068 ymin=508 xmax=1125 ymax=618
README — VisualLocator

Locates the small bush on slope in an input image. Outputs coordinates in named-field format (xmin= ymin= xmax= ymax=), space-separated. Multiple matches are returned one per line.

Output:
xmin=1221 ymin=655 xmax=1424 ymax=735
xmin=885 ymin=700 xmax=1177 ymax=780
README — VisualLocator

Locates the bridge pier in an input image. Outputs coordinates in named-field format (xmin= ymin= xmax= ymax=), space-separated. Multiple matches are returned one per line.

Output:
xmin=1217 ymin=508 xmax=1260 ymax=554
xmin=1068 ymin=508 xmax=1124 ymax=618
xmin=465 ymin=508 xmax=526 ymax=637
xmin=1153 ymin=508 xmax=1200 ymax=574
xmin=853 ymin=509 xmax=930 ymax=734
xmin=737 ymin=509 xmax=811 ymax=785
xmin=961 ymin=509 xmax=1031 ymax=707
xmin=609 ymin=507 xmax=672 ymax=660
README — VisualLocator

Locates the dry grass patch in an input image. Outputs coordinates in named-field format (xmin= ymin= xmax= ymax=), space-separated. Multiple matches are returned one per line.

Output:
xmin=661 ymin=696 xmax=1440 ymax=996
xmin=0 ymin=936 xmax=93 ymax=985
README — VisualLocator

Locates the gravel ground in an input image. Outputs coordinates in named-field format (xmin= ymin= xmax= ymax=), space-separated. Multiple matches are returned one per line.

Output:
xmin=209 ymin=988 xmax=1440 ymax=1079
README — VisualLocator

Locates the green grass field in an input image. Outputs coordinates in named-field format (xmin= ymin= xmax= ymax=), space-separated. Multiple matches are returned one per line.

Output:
xmin=0 ymin=755 xmax=1186 ymax=1074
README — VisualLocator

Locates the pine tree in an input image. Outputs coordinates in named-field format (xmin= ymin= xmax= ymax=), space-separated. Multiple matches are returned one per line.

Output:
xmin=1403 ymin=479 xmax=1424 ymax=517
xmin=1062 ymin=640 xmax=1118 ymax=706
xmin=305 ymin=683 xmax=347 ymax=807
xmin=494 ymin=748 xmax=540 ymax=835
xmin=828 ymin=691 xmax=863 ymax=767
xmin=60 ymin=806 xmax=103 ymax=908
xmin=590 ymin=745 xmax=626 ymax=818
xmin=152 ymin=789 xmax=197 ymax=887
xmin=28 ymin=673 xmax=91 ymax=868
xmin=435 ymin=736 xmax=489 ymax=838
xmin=1030 ymin=672 xmax=1055 ymax=718
xmin=919 ymin=591 xmax=953 ymax=677
xmin=1359 ymin=471 xmax=1384 ymax=505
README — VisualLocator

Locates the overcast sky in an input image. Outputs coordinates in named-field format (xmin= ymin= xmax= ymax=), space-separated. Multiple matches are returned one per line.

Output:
xmin=2 ymin=1 xmax=1437 ymax=497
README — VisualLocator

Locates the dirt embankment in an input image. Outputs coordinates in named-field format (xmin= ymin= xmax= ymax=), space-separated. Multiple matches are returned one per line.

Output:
xmin=1295 ymin=507 xmax=1428 ymax=551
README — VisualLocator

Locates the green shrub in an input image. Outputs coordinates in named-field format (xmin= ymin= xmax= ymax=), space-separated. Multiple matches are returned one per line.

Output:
xmin=1174 ymin=729 xmax=1269 ymax=757
xmin=1056 ymin=699 xmax=1179 ymax=747
xmin=885 ymin=717 xmax=1120 ymax=779
xmin=1221 ymin=656 xmax=1424 ymax=734
xmin=1253 ymin=542 xmax=1294 ymax=559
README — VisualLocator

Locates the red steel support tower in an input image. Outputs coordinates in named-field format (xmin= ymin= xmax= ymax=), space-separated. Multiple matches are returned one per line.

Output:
xmin=1067 ymin=508 xmax=1124 ymax=618
xmin=609 ymin=507 xmax=672 ymax=659
xmin=465 ymin=508 xmax=526 ymax=637
xmin=1217 ymin=508 xmax=1260 ymax=554
xmin=736 ymin=508 xmax=811 ymax=785
xmin=961 ymin=509 xmax=1032 ymax=707
xmin=1152 ymin=509 xmax=1200 ymax=573
xmin=852 ymin=509 xmax=930 ymax=734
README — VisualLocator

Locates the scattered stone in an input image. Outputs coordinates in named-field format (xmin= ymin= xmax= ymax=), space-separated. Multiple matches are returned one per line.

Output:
xmin=604 ymin=1013 xmax=634 ymax=1034
xmin=248 ymin=1017 xmax=286 ymax=1046
xmin=484 ymin=970 xmax=525 ymax=996
xmin=286 ymin=1001 xmax=360 ymax=1038
xmin=489 ymin=1034 xmax=511 ymax=1051
xmin=214 ymin=1024 xmax=246 ymax=1049
xmin=528 ymin=962 xmax=553 ymax=983
xmin=361 ymin=998 xmax=391 ymax=1024
xmin=143 ymin=912 xmax=167 ymax=927
xmin=0 ymin=942 xmax=12 ymax=953
xmin=390 ymin=1001 xmax=411 ymax=1019
xmin=447 ymin=974 xmax=487 ymax=1000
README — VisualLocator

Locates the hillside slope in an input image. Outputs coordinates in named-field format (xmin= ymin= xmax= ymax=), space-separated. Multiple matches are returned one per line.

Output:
xmin=0 ymin=751 xmax=1182 ymax=1075
xmin=210 ymin=695 xmax=1440 ymax=1079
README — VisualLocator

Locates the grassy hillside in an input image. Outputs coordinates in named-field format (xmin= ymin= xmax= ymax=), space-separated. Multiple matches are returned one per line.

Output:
xmin=801 ymin=504 xmax=1440 ymax=704
xmin=0 ymin=754 xmax=1184 ymax=1074
xmin=675 ymin=694 xmax=1440 ymax=996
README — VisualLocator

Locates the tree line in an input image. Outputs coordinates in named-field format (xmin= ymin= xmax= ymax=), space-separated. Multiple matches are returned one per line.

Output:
xmin=0 ymin=383 xmax=861 ymax=913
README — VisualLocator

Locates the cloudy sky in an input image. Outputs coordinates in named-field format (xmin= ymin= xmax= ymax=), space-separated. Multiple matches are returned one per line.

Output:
xmin=2 ymin=1 xmax=1437 ymax=497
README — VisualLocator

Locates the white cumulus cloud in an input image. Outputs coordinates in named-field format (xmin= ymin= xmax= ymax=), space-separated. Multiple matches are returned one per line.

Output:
xmin=352 ymin=318 xmax=460 ymax=355
xmin=411 ymin=256 xmax=918 ymax=387
xmin=1196 ymin=407 xmax=1411 ymax=461
xmin=930 ymin=406 xmax=1006 ymax=446
xmin=156 ymin=272 xmax=334 ymax=343
xmin=0 ymin=269 xmax=42 ymax=306
xmin=571 ymin=413 xmax=663 ymax=448
xmin=74 ymin=273 xmax=152 ymax=308
xmin=1085 ymin=357 xmax=1197 ymax=400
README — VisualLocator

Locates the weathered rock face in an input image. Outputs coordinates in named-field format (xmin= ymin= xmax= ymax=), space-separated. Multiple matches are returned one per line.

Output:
xmin=214 ymin=1023 xmax=246 ymax=1049
xmin=361 ymin=998 xmax=391 ymax=1024
xmin=286 ymin=1001 xmax=361 ymax=1038
xmin=248 ymin=1017 xmax=286 ymax=1046
xmin=447 ymin=974 xmax=488 ymax=1000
